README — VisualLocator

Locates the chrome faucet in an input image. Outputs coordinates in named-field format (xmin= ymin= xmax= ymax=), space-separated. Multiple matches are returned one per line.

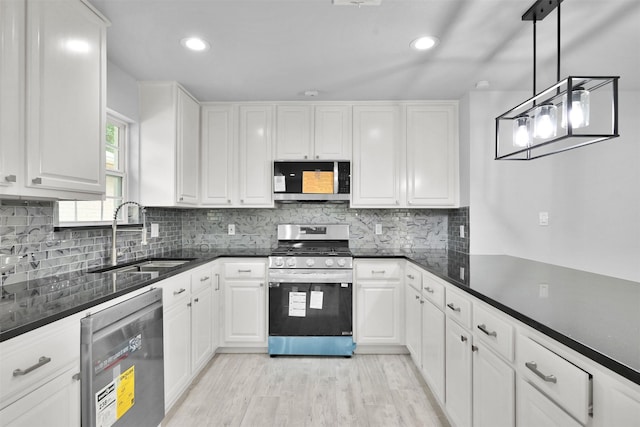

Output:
xmin=112 ymin=201 xmax=147 ymax=266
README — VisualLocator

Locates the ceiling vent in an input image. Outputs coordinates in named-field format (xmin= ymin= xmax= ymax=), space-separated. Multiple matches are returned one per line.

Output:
xmin=333 ymin=0 xmax=382 ymax=6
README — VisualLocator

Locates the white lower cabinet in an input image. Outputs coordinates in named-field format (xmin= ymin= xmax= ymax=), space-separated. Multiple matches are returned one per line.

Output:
xmin=472 ymin=341 xmax=515 ymax=427
xmin=517 ymin=378 xmax=582 ymax=427
xmin=220 ymin=259 xmax=268 ymax=347
xmin=445 ymin=317 xmax=473 ymax=427
xmin=421 ymin=296 xmax=446 ymax=403
xmin=405 ymin=284 xmax=422 ymax=363
xmin=190 ymin=266 xmax=214 ymax=375
xmin=354 ymin=259 xmax=403 ymax=346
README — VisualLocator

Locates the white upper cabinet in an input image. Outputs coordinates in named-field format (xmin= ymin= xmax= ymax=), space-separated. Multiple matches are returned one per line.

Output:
xmin=0 ymin=0 xmax=108 ymax=199
xmin=352 ymin=104 xmax=402 ymax=207
xmin=237 ymin=105 xmax=274 ymax=207
xmin=201 ymin=105 xmax=235 ymax=206
xmin=139 ymin=81 xmax=200 ymax=206
xmin=275 ymin=104 xmax=351 ymax=160
xmin=406 ymin=103 xmax=459 ymax=207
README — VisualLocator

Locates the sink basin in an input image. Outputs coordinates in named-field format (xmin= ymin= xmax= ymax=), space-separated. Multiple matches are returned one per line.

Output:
xmin=91 ymin=259 xmax=194 ymax=274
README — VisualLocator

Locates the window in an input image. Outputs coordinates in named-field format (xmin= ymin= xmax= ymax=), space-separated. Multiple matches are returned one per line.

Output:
xmin=58 ymin=113 xmax=129 ymax=225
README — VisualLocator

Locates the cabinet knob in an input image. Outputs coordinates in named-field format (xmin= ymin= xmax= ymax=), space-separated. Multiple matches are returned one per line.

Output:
xmin=259 ymin=283 xmax=264 ymax=287
xmin=227 ymin=200 xmax=231 ymax=204
xmin=460 ymin=335 xmax=467 ymax=343
xmin=415 ymin=295 xmax=420 ymax=300
xmin=304 ymin=155 xmax=308 ymax=159
xmin=194 ymin=298 xmax=199 ymax=303
xmin=420 ymin=300 xmax=424 ymax=304
xmin=179 ymin=197 xmax=184 ymax=201
xmin=32 ymin=177 xmax=42 ymax=185
xmin=240 ymin=199 xmax=244 ymax=204
xmin=187 ymin=302 xmax=192 ymax=307
xmin=5 ymin=175 xmax=16 ymax=183
xmin=472 ymin=345 xmax=478 ymax=352
xmin=407 ymin=274 xmax=415 ymax=279
xmin=315 ymin=155 xmax=319 ymax=159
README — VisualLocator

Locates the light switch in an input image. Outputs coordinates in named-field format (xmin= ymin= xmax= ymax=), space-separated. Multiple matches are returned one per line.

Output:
xmin=375 ymin=224 xmax=382 ymax=235
xmin=539 ymin=212 xmax=549 ymax=226
xmin=150 ymin=223 xmax=159 ymax=238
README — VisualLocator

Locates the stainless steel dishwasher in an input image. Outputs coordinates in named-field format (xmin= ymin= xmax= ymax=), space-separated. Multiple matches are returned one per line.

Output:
xmin=80 ymin=288 xmax=164 ymax=427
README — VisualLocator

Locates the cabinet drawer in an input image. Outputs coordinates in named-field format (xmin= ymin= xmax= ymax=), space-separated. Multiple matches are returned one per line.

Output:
xmin=473 ymin=303 xmax=514 ymax=361
xmin=160 ymin=272 xmax=191 ymax=306
xmin=355 ymin=260 xmax=401 ymax=280
xmin=404 ymin=264 xmax=422 ymax=291
xmin=224 ymin=262 xmax=265 ymax=279
xmin=517 ymin=335 xmax=591 ymax=424
xmin=422 ymin=274 xmax=445 ymax=309
xmin=445 ymin=288 xmax=472 ymax=328
xmin=0 ymin=317 xmax=79 ymax=407
xmin=191 ymin=265 xmax=213 ymax=293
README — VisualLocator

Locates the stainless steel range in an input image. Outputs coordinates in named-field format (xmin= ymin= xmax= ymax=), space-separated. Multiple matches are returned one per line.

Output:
xmin=268 ymin=224 xmax=354 ymax=356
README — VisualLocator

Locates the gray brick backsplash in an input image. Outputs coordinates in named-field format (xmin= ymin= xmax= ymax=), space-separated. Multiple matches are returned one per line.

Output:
xmin=0 ymin=199 xmax=469 ymax=284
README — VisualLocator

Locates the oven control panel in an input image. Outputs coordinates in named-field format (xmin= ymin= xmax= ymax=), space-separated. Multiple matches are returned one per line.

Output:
xmin=269 ymin=256 xmax=353 ymax=269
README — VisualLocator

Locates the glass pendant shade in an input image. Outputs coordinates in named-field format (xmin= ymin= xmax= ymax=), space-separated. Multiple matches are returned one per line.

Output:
xmin=561 ymin=88 xmax=590 ymax=129
xmin=513 ymin=116 xmax=532 ymax=147
xmin=533 ymin=104 xmax=558 ymax=139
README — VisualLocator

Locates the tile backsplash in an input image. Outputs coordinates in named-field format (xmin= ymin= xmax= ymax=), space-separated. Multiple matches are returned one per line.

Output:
xmin=0 ymin=200 xmax=469 ymax=284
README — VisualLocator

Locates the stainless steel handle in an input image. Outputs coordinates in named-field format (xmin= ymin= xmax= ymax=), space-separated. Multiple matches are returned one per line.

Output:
xmin=215 ymin=273 xmax=220 ymax=291
xmin=227 ymin=199 xmax=231 ymax=204
xmin=460 ymin=335 xmax=467 ymax=343
xmin=240 ymin=199 xmax=244 ymax=204
xmin=472 ymin=345 xmax=478 ymax=352
xmin=238 ymin=269 xmax=252 ymax=273
xmin=447 ymin=303 xmax=461 ymax=312
xmin=477 ymin=324 xmax=497 ymax=337
xmin=5 ymin=175 xmax=16 ymax=182
xmin=13 ymin=356 xmax=51 ymax=376
xmin=179 ymin=197 xmax=184 ymax=201
xmin=259 ymin=283 xmax=264 ymax=287
xmin=315 ymin=155 xmax=319 ymax=159
xmin=420 ymin=300 xmax=424 ymax=304
xmin=174 ymin=288 xmax=186 ymax=295
xmin=415 ymin=295 xmax=420 ymax=300
xmin=371 ymin=270 xmax=386 ymax=274
xmin=525 ymin=361 xmax=557 ymax=383
xmin=200 ymin=276 xmax=210 ymax=282
xmin=407 ymin=274 xmax=415 ymax=279
xmin=32 ymin=177 xmax=42 ymax=184
xmin=187 ymin=302 xmax=192 ymax=307
xmin=425 ymin=286 xmax=434 ymax=293
xmin=194 ymin=298 xmax=199 ymax=303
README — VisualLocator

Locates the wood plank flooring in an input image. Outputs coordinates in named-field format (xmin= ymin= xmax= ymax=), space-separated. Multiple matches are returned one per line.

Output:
xmin=163 ymin=353 xmax=451 ymax=427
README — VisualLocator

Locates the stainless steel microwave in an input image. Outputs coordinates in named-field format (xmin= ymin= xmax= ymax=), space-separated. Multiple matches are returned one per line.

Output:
xmin=273 ymin=161 xmax=350 ymax=201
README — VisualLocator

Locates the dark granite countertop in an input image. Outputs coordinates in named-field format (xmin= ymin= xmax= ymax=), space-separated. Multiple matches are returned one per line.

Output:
xmin=354 ymin=248 xmax=640 ymax=386
xmin=1 ymin=247 xmax=638 ymax=386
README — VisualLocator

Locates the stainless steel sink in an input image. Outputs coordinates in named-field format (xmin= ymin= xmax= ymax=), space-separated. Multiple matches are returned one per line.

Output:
xmin=91 ymin=259 xmax=193 ymax=274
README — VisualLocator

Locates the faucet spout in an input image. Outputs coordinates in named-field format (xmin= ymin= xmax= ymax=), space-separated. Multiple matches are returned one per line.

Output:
xmin=112 ymin=201 xmax=146 ymax=266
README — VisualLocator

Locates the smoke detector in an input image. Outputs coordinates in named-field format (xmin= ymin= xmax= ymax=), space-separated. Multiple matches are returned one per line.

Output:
xmin=333 ymin=0 xmax=382 ymax=6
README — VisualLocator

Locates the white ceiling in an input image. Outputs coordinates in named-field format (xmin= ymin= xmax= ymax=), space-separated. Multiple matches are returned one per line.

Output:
xmin=91 ymin=0 xmax=640 ymax=102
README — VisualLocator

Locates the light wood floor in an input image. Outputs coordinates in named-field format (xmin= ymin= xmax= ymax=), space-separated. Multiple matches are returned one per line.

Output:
xmin=163 ymin=353 xmax=451 ymax=427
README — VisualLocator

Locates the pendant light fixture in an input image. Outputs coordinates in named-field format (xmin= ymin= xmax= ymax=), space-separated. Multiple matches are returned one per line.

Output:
xmin=495 ymin=0 xmax=619 ymax=160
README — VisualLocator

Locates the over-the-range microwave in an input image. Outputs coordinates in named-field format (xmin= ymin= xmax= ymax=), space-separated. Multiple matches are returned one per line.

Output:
xmin=273 ymin=160 xmax=350 ymax=201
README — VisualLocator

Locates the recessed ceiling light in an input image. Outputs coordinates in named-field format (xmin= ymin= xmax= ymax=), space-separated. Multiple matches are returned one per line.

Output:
xmin=180 ymin=37 xmax=210 ymax=52
xmin=410 ymin=36 xmax=439 ymax=51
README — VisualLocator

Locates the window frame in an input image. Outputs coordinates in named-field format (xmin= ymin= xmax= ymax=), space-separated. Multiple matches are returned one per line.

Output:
xmin=56 ymin=110 xmax=134 ymax=227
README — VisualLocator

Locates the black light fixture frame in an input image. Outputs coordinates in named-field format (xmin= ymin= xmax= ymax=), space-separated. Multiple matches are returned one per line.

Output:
xmin=494 ymin=0 xmax=620 ymax=160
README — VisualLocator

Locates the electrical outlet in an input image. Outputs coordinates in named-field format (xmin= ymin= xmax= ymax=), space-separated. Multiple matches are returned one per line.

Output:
xmin=375 ymin=224 xmax=382 ymax=235
xmin=539 ymin=212 xmax=549 ymax=226
xmin=538 ymin=283 xmax=549 ymax=298
xmin=150 ymin=223 xmax=159 ymax=238
xmin=459 ymin=225 xmax=465 ymax=238
xmin=228 ymin=224 xmax=235 ymax=235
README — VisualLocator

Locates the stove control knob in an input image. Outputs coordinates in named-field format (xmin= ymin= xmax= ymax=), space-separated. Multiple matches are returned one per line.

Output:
xmin=273 ymin=257 xmax=284 ymax=267
xmin=325 ymin=259 xmax=334 ymax=267
xmin=286 ymin=258 xmax=297 ymax=267
xmin=306 ymin=258 xmax=315 ymax=267
xmin=337 ymin=258 xmax=346 ymax=267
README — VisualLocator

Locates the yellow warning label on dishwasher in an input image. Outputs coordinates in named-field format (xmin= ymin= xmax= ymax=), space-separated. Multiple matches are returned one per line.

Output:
xmin=117 ymin=366 xmax=135 ymax=419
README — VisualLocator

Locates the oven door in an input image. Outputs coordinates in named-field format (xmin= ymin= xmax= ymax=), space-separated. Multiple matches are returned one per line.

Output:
xmin=268 ymin=281 xmax=352 ymax=337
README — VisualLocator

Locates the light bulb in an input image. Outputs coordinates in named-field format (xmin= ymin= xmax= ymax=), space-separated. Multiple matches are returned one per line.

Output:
xmin=513 ymin=116 xmax=531 ymax=147
xmin=533 ymin=104 xmax=558 ymax=139
xmin=561 ymin=88 xmax=590 ymax=129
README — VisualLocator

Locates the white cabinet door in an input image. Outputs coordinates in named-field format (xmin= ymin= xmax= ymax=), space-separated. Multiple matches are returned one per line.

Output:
xmin=176 ymin=88 xmax=200 ymax=205
xmin=445 ymin=317 xmax=472 ymax=427
xmin=472 ymin=342 xmax=515 ymax=427
xmin=0 ymin=0 xmax=22 ymax=196
xmin=191 ymin=276 xmax=213 ymax=375
xmin=421 ymin=299 xmax=445 ymax=403
xmin=211 ymin=264 xmax=222 ymax=352
xmin=405 ymin=284 xmax=422 ymax=365
xmin=356 ymin=281 xmax=402 ymax=345
xmin=517 ymin=378 xmax=582 ymax=427
xmin=238 ymin=105 xmax=273 ymax=207
xmin=163 ymin=294 xmax=191 ymax=410
xmin=314 ymin=105 xmax=352 ymax=160
xmin=201 ymin=105 xmax=234 ymax=206
xmin=223 ymin=280 xmax=267 ymax=344
xmin=275 ymin=105 xmax=312 ymax=159
xmin=139 ymin=82 xmax=200 ymax=206
xmin=25 ymin=0 xmax=106 ymax=196
xmin=352 ymin=105 xmax=401 ymax=207
xmin=0 ymin=366 xmax=80 ymax=427
xmin=406 ymin=104 xmax=458 ymax=207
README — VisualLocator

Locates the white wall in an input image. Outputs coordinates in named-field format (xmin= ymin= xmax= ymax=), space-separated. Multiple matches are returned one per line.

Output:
xmin=466 ymin=90 xmax=640 ymax=282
